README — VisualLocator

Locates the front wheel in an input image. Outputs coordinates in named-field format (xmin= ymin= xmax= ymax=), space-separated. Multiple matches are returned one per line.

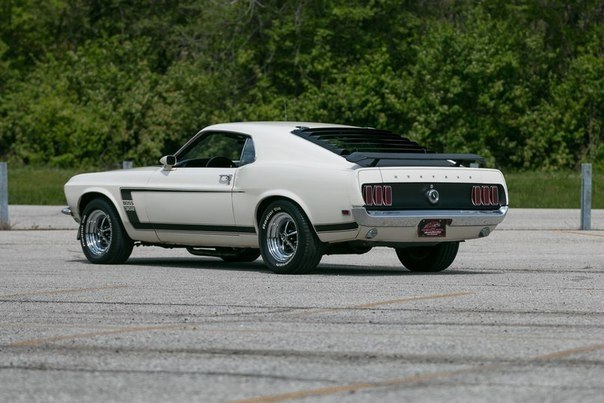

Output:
xmin=259 ymin=200 xmax=323 ymax=274
xmin=80 ymin=198 xmax=134 ymax=264
xmin=395 ymin=242 xmax=459 ymax=272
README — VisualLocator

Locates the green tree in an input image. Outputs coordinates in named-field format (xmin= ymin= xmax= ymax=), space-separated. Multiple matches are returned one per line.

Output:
xmin=0 ymin=37 xmax=157 ymax=167
xmin=0 ymin=0 xmax=602 ymax=170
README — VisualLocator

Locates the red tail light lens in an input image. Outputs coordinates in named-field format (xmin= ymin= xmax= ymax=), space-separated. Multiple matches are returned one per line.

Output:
xmin=471 ymin=185 xmax=500 ymax=206
xmin=363 ymin=185 xmax=392 ymax=207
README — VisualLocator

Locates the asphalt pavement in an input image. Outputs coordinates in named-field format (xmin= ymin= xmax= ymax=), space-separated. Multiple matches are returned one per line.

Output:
xmin=1 ymin=207 xmax=603 ymax=402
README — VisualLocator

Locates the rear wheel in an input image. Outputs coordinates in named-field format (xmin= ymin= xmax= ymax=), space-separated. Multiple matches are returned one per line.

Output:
xmin=80 ymin=198 xmax=133 ymax=264
xmin=259 ymin=200 xmax=323 ymax=274
xmin=395 ymin=242 xmax=459 ymax=272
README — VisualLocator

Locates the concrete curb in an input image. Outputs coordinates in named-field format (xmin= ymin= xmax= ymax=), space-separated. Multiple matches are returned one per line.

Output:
xmin=6 ymin=205 xmax=79 ymax=230
xmin=3 ymin=205 xmax=604 ymax=231
xmin=498 ymin=208 xmax=604 ymax=231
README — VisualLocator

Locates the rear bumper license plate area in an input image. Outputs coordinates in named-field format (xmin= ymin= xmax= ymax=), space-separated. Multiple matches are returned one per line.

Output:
xmin=418 ymin=219 xmax=448 ymax=238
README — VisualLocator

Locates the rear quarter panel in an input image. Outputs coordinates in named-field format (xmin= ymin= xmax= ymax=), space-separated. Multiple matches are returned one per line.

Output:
xmin=233 ymin=161 xmax=359 ymax=229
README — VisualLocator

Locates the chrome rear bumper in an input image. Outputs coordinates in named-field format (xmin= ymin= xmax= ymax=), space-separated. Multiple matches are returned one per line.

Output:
xmin=351 ymin=206 xmax=508 ymax=227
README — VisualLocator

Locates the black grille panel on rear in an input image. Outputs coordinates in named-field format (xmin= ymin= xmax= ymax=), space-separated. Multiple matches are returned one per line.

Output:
xmin=363 ymin=183 xmax=507 ymax=211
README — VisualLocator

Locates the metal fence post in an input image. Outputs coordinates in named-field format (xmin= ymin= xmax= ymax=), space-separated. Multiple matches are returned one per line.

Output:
xmin=580 ymin=163 xmax=592 ymax=230
xmin=0 ymin=162 xmax=9 ymax=228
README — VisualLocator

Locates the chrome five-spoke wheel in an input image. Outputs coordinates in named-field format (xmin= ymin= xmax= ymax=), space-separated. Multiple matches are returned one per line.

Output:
xmin=266 ymin=212 xmax=298 ymax=263
xmin=259 ymin=200 xmax=323 ymax=274
xmin=83 ymin=209 xmax=113 ymax=257
xmin=80 ymin=198 xmax=133 ymax=264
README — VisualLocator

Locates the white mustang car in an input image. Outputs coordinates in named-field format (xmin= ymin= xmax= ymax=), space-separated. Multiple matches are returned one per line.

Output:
xmin=63 ymin=122 xmax=508 ymax=274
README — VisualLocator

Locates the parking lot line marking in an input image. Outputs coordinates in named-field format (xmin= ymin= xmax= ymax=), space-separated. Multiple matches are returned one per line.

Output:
xmin=0 ymin=285 xmax=128 ymax=299
xmin=533 ymin=342 xmax=604 ymax=361
xmin=354 ymin=291 xmax=474 ymax=308
xmin=230 ymin=366 xmax=493 ymax=403
xmin=7 ymin=324 xmax=186 ymax=347
xmin=291 ymin=291 xmax=473 ymax=316
xmin=561 ymin=231 xmax=604 ymax=238
xmin=231 ymin=342 xmax=604 ymax=403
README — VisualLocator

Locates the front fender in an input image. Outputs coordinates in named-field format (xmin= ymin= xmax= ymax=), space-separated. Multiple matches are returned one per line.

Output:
xmin=75 ymin=187 xmax=124 ymax=222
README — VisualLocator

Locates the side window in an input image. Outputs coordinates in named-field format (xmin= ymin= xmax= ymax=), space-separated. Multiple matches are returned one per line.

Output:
xmin=176 ymin=132 xmax=252 ymax=168
xmin=239 ymin=138 xmax=256 ymax=167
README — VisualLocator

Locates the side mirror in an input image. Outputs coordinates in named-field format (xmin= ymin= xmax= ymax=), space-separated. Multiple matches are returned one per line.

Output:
xmin=159 ymin=155 xmax=176 ymax=170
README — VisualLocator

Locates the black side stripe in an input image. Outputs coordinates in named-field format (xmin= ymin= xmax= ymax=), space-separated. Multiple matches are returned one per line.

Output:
xmin=120 ymin=188 xmax=256 ymax=234
xmin=315 ymin=222 xmax=359 ymax=232
xmin=121 ymin=187 xmax=236 ymax=193
xmin=152 ymin=223 xmax=255 ymax=233
xmin=121 ymin=189 xmax=142 ymax=227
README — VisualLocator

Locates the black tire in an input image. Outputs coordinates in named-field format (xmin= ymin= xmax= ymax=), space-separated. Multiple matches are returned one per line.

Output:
xmin=80 ymin=198 xmax=134 ymax=264
xmin=220 ymin=248 xmax=261 ymax=262
xmin=395 ymin=242 xmax=459 ymax=272
xmin=259 ymin=200 xmax=323 ymax=274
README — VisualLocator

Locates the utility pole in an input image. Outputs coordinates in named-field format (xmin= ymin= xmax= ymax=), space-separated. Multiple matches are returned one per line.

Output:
xmin=580 ymin=163 xmax=592 ymax=230
xmin=0 ymin=162 xmax=8 ymax=229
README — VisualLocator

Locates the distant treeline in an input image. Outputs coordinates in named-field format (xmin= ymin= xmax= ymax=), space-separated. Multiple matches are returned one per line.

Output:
xmin=0 ymin=0 xmax=602 ymax=169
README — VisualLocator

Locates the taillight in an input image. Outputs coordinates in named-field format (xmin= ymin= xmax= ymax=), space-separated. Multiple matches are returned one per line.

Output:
xmin=363 ymin=185 xmax=392 ymax=207
xmin=471 ymin=185 xmax=499 ymax=206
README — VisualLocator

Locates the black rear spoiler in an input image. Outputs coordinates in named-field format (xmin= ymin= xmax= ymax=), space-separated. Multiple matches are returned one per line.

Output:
xmin=346 ymin=152 xmax=485 ymax=167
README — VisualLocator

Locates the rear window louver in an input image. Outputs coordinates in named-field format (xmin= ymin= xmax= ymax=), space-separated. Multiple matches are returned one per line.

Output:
xmin=292 ymin=127 xmax=428 ymax=156
xmin=291 ymin=127 xmax=484 ymax=167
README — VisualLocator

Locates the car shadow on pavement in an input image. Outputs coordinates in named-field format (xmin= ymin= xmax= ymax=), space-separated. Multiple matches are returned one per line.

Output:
xmin=76 ymin=257 xmax=484 ymax=276
xmin=72 ymin=257 xmax=273 ymax=274
xmin=311 ymin=264 xmax=484 ymax=276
